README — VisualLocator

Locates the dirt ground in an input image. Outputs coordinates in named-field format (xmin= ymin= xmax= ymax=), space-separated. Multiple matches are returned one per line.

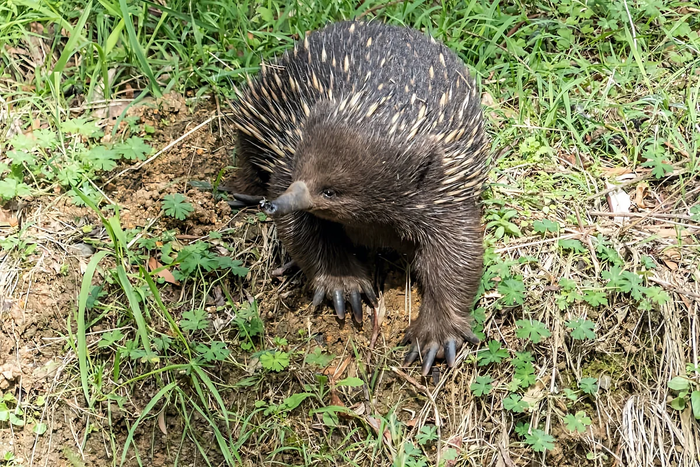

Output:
xmin=1 ymin=94 xmax=699 ymax=466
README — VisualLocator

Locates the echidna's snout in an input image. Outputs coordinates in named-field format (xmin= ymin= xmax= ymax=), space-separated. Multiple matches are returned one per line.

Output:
xmin=262 ymin=181 xmax=313 ymax=216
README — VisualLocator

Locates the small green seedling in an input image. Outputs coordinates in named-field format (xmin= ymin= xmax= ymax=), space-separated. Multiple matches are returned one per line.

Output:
xmin=524 ymin=429 xmax=555 ymax=452
xmin=162 ymin=193 xmax=194 ymax=220
xmin=305 ymin=347 xmax=335 ymax=368
xmin=515 ymin=319 xmax=551 ymax=343
xmin=416 ymin=425 xmax=438 ymax=445
xmin=567 ymin=318 xmax=596 ymax=340
xmin=668 ymin=376 xmax=700 ymax=419
xmin=564 ymin=411 xmax=592 ymax=433
xmin=503 ymin=394 xmax=528 ymax=413
xmin=260 ymin=350 xmax=290 ymax=372
xmin=477 ymin=340 xmax=509 ymax=366
xmin=470 ymin=375 xmax=493 ymax=397
xmin=579 ymin=377 xmax=598 ymax=395
xmin=498 ymin=278 xmax=526 ymax=306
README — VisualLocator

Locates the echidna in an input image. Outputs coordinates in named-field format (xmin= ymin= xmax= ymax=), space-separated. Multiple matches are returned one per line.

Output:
xmin=228 ymin=20 xmax=491 ymax=375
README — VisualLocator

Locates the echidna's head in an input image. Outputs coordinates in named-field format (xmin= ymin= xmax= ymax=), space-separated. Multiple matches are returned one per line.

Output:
xmin=262 ymin=118 xmax=440 ymax=225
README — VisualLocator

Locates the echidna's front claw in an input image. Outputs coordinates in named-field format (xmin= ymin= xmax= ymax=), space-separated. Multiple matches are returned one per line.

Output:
xmin=444 ymin=340 xmax=457 ymax=367
xmin=403 ymin=347 xmax=419 ymax=365
xmin=312 ymin=287 xmax=325 ymax=309
xmin=332 ymin=289 xmax=346 ymax=319
xmin=463 ymin=328 xmax=480 ymax=345
xmin=227 ymin=193 xmax=264 ymax=209
xmin=421 ymin=345 xmax=439 ymax=376
xmin=361 ymin=283 xmax=378 ymax=308
xmin=401 ymin=315 xmax=479 ymax=377
xmin=233 ymin=193 xmax=265 ymax=205
xmin=350 ymin=290 xmax=363 ymax=323
xmin=309 ymin=271 xmax=374 ymax=322
xmin=228 ymin=200 xmax=247 ymax=209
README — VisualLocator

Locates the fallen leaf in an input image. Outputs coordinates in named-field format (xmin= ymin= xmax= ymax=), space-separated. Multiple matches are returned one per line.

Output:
xmin=441 ymin=435 xmax=463 ymax=467
xmin=350 ymin=402 xmax=365 ymax=416
xmin=0 ymin=209 xmax=18 ymax=228
xmin=365 ymin=416 xmax=392 ymax=445
xmin=370 ymin=293 xmax=386 ymax=349
xmin=600 ymin=167 xmax=631 ymax=176
xmin=157 ymin=411 xmax=167 ymax=435
xmin=559 ymin=151 xmax=577 ymax=166
xmin=634 ymin=183 xmax=648 ymax=208
xmin=605 ymin=182 xmax=631 ymax=223
xmin=646 ymin=226 xmax=695 ymax=238
xmin=330 ymin=390 xmax=345 ymax=408
xmin=661 ymin=258 xmax=678 ymax=271
xmin=323 ymin=356 xmax=351 ymax=382
xmin=522 ymin=381 xmax=547 ymax=406
xmin=148 ymin=256 xmax=180 ymax=285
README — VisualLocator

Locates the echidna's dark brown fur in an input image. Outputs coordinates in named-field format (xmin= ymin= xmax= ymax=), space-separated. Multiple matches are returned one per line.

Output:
xmin=229 ymin=20 xmax=491 ymax=375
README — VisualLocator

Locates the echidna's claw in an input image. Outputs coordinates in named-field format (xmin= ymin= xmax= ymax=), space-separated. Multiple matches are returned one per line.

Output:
xmin=403 ymin=347 xmax=419 ymax=365
xmin=332 ymin=289 xmax=345 ymax=319
xmin=350 ymin=290 xmax=363 ymax=323
xmin=361 ymin=283 xmax=378 ymax=308
xmin=232 ymin=193 xmax=265 ymax=205
xmin=227 ymin=200 xmax=248 ymax=209
xmin=444 ymin=340 xmax=457 ymax=367
xmin=227 ymin=193 xmax=265 ymax=209
xmin=421 ymin=345 xmax=439 ymax=376
xmin=463 ymin=328 xmax=480 ymax=345
xmin=401 ymin=318 xmax=478 ymax=376
xmin=312 ymin=287 xmax=325 ymax=309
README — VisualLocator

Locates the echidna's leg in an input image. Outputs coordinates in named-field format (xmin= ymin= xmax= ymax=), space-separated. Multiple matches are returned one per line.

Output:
xmin=275 ymin=211 xmax=377 ymax=322
xmin=403 ymin=215 xmax=483 ymax=375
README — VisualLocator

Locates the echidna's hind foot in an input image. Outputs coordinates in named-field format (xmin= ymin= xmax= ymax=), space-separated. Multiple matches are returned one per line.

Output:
xmin=311 ymin=269 xmax=377 ymax=323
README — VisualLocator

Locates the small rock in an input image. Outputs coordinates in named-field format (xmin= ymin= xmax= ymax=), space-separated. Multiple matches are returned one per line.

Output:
xmin=598 ymin=374 xmax=612 ymax=391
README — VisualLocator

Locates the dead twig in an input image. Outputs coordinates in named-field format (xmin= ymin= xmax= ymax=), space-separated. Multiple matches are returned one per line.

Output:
xmin=390 ymin=366 xmax=431 ymax=396
xmin=589 ymin=211 xmax=698 ymax=222
xmin=585 ymin=165 xmax=688 ymax=202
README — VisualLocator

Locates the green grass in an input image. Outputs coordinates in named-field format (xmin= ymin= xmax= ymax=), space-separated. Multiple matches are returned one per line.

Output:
xmin=1 ymin=0 xmax=699 ymax=466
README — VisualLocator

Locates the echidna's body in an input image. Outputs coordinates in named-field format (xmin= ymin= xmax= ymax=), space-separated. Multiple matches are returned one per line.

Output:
xmin=230 ymin=20 xmax=490 ymax=374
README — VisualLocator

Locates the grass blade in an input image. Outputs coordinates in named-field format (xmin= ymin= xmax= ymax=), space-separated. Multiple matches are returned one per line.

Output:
xmin=118 ymin=0 xmax=162 ymax=97
xmin=116 ymin=264 xmax=152 ymax=355
xmin=140 ymin=265 xmax=191 ymax=356
xmin=120 ymin=381 xmax=177 ymax=466
xmin=52 ymin=1 xmax=92 ymax=75
xmin=77 ymin=250 xmax=110 ymax=408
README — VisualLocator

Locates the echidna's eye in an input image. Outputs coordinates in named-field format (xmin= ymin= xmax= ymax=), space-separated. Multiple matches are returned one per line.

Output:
xmin=321 ymin=189 xmax=336 ymax=199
